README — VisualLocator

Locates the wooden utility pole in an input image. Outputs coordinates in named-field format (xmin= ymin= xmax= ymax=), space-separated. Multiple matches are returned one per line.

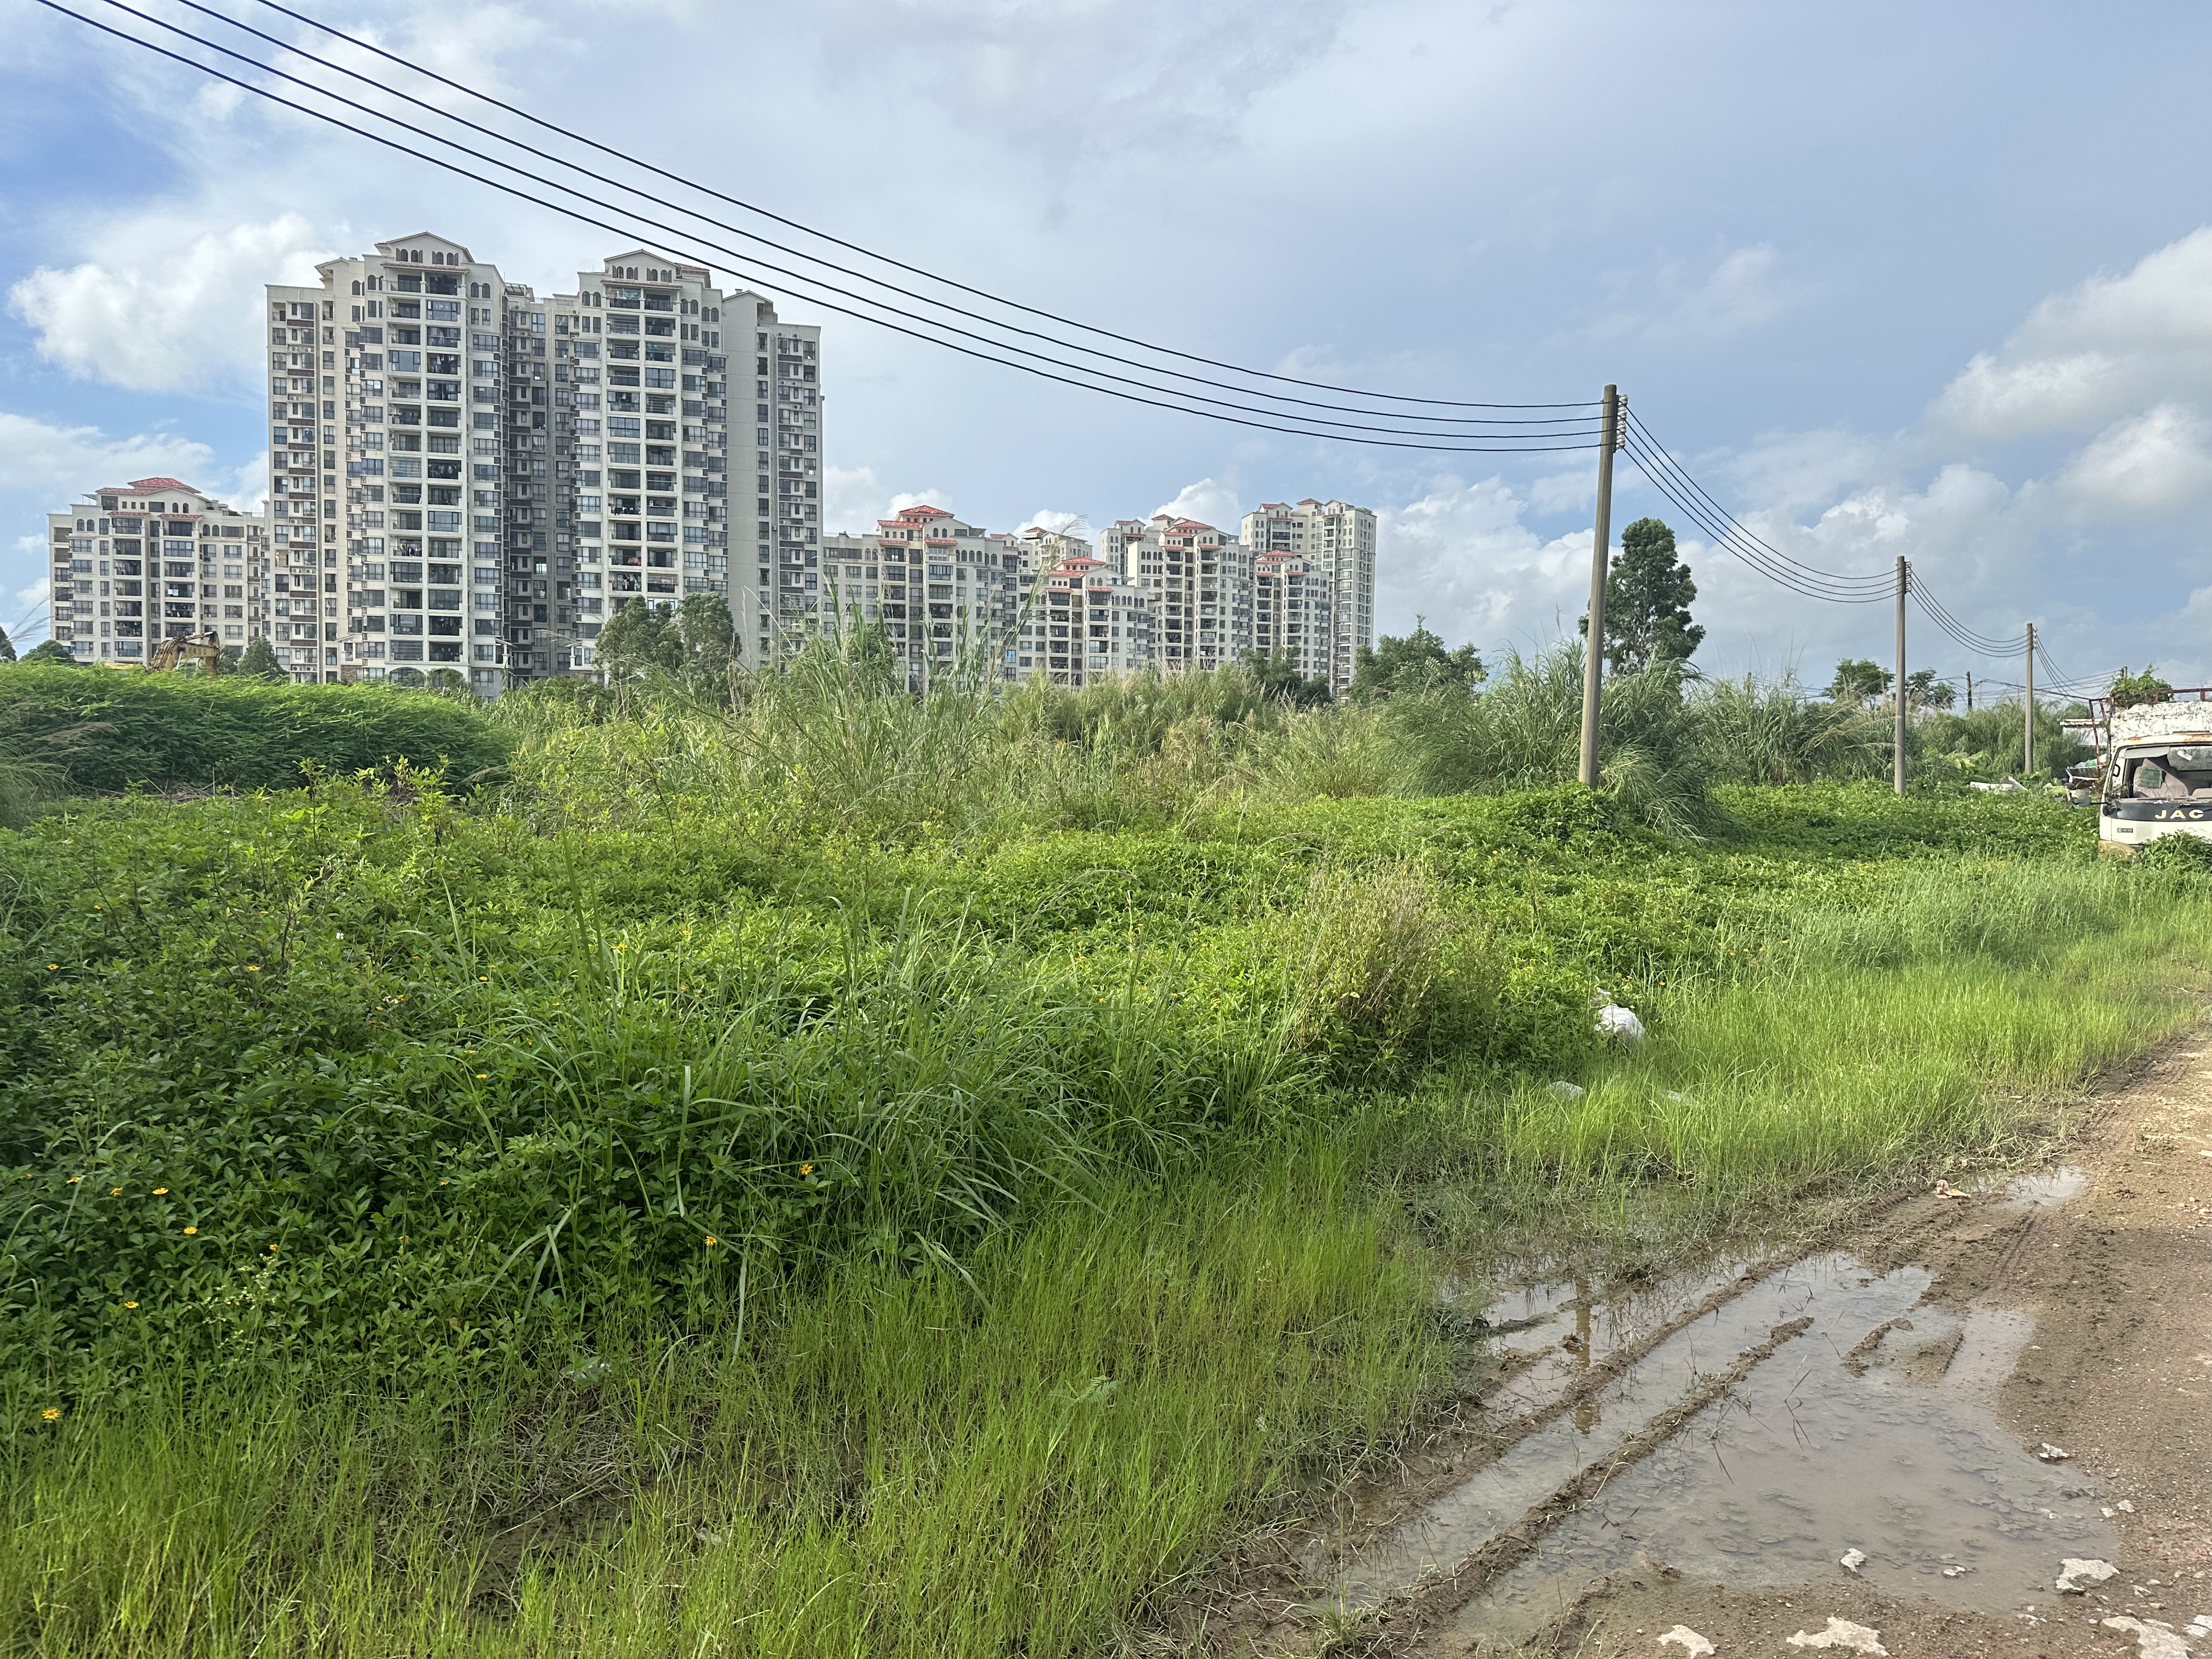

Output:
xmin=2024 ymin=623 xmax=2037 ymax=778
xmin=1577 ymin=385 xmax=1622 ymax=788
xmin=1965 ymin=670 xmax=1973 ymax=713
xmin=1893 ymin=556 xmax=1908 ymax=795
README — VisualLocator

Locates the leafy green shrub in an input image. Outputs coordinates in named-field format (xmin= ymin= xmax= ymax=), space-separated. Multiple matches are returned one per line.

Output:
xmin=2133 ymin=831 xmax=2212 ymax=881
xmin=1285 ymin=861 xmax=1451 ymax=1070
xmin=0 ymin=665 xmax=512 ymax=792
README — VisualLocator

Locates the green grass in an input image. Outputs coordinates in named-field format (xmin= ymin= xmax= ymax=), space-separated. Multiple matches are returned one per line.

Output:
xmin=1396 ymin=858 xmax=2211 ymax=1251
xmin=6 ymin=1157 xmax=1437 ymax=1659
xmin=2 ymin=659 xmax=2207 ymax=1657
xmin=0 ymin=663 xmax=511 ymax=793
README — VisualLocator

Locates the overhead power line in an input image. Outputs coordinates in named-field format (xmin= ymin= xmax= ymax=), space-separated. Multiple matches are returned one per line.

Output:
xmin=227 ymin=0 xmax=1590 ymax=416
xmin=1620 ymin=417 xmax=1891 ymax=602
xmin=37 ymin=0 xmax=2084 ymax=672
xmin=1625 ymin=413 xmax=2062 ymax=672
xmin=45 ymin=0 xmax=1602 ymax=453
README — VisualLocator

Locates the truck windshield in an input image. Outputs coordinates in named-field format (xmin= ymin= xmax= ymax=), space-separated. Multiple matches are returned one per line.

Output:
xmin=2123 ymin=752 xmax=2212 ymax=799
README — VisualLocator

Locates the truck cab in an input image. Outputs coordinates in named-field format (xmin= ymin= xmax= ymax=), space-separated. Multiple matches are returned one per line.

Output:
xmin=2097 ymin=695 xmax=2212 ymax=855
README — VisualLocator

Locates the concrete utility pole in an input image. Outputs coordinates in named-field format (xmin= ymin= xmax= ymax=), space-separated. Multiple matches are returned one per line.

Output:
xmin=1893 ymin=556 xmax=1909 ymax=795
xmin=2024 ymin=622 xmax=2037 ymax=778
xmin=1578 ymin=385 xmax=1622 ymax=788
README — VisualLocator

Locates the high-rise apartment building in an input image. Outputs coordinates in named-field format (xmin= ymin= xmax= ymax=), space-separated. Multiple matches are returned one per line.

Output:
xmin=271 ymin=234 xmax=510 ymax=690
xmin=45 ymin=478 xmax=267 ymax=663
xmin=826 ymin=505 xmax=1026 ymax=687
xmin=269 ymin=234 xmax=810 ymax=694
xmin=1008 ymin=524 xmax=1089 ymax=586
xmin=1253 ymin=551 xmax=1333 ymax=685
xmin=549 ymin=252 xmax=774 ymax=680
xmin=1103 ymin=514 xmax=1254 ymax=673
xmin=1239 ymin=500 xmax=1375 ymax=695
xmin=1016 ymin=551 xmax=1152 ymax=685
xmin=1097 ymin=518 xmax=1148 ymax=579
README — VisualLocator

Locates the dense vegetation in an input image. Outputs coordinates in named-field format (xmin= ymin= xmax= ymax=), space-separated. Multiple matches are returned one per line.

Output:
xmin=0 ymin=646 xmax=2197 ymax=1658
xmin=0 ymin=664 xmax=511 ymax=814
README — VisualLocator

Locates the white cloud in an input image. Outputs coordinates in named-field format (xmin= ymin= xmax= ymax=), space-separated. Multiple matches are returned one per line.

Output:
xmin=9 ymin=214 xmax=331 ymax=392
xmin=822 ymin=464 xmax=951 ymax=531
xmin=1022 ymin=508 xmax=1094 ymax=539
xmin=225 ymin=450 xmax=273 ymax=516
xmin=1375 ymin=473 xmax=1589 ymax=650
xmin=1928 ymin=225 xmax=2212 ymax=442
xmin=814 ymin=0 xmax=1348 ymax=171
xmin=1655 ymin=245 xmax=1790 ymax=341
xmin=2054 ymin=404 xmax=2212 ymax=516
xmin=888 ymin=488 xmax=952 ymax=514
xmin=1593 ymin=244 xmax=1796 ymax=343
xmin=1153 ymin=477 xmax=1243 ymax=528
xmin=0 ymin=411 xmax=217 ymax=498
xmin=10 ymin=572 xmax=52 ymax=641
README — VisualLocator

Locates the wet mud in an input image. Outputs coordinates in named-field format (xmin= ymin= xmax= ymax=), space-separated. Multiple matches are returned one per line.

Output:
xmin=1166 ymin=1025 xmax=2212 ymax=1657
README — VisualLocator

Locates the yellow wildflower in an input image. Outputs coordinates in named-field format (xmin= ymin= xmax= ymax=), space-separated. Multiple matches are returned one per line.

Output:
xmin=183 ymin=1226 xmax=198 ymax=1236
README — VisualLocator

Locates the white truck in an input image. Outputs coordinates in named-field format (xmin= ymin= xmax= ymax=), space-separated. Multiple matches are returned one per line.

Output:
xmin=2096 ymin=693 xmax=2212 ymax=855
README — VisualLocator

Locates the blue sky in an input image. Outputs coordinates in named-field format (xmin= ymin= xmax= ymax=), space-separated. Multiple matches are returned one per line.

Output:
xmin=5 ymin=0 xmax=2211 ymax=692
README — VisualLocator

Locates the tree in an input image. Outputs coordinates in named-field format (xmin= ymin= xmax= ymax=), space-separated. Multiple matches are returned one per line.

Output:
xmin=1351 ymin=617 xmax=1485 ymax=701
xmin=2109 ymin=665 xmax=2175 ymax=709
xmin=20 ymin=640 xmax=78 ymax=667
xmin=1828 ymin=658 xmax=1892 ymax=703
xmin=1905 ymin=667 xmax=1956 ymax=710
xmin=1580 ymin=517 xmax=1704 ymax=672
xmin=236 ymin=636 xmax=286 ymax=681
xmin=1243 ymin=649 xmax=1333 ymax=709
xmin=0 ymin=625 xmax=14 ymax=664
xmin=675 ymin=592 xmax=737 ymax=680
xmin=593 ymin=600 xmax=683 ymax=681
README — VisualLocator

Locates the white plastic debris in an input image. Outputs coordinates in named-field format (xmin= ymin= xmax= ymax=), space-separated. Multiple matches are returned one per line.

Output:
xmin=2057 ymin=1558 xmax=2121 ymax=1594
xmin=2035 ymin=1442 xmax=2071 ymax=1461
xmin=1547 ymin=1080 xmax=1586 ymax=1099
xmin=2100 ymin=1616 xmax=2192 ymax=1659
xmin=1943 ymin=1565 xmax=1970 ymax=1577
xmin=1657 ymin=1628 xmax=1716 ymax=1657
xmin=1596 ymin=1002 xmax=1646 ymax=1042
xmin=2117 ymin=1498 xmax=2136 ymax=1513
xmin=1840 ymin=1548 xmax=1869 ymax=1574
xmin=1786 ymin=1618 xmax=1888 ymax=1654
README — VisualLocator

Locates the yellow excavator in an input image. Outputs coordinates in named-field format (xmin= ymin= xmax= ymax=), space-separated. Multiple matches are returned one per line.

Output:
xmin=147 ymin=630 xmax=226 ymax=674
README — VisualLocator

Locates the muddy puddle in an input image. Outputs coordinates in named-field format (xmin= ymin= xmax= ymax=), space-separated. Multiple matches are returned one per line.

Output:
xmin=1325 ymin=1181 xmax=2120 ymax=1651
xmin=1987 ymin=1164 xmax=2090 ymax=1210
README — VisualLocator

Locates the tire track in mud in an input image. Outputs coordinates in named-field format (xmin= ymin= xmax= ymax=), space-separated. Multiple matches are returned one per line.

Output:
xmin=1330 ymin=1316 xmax=1818 ymax=1657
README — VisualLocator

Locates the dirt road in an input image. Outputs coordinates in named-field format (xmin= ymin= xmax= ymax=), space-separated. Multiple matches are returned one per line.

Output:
xmin=1521 ymin=1028 xmax=2212 ymax=1659
xmin=1171 ymin=1024 xmax=2212 ymax=1657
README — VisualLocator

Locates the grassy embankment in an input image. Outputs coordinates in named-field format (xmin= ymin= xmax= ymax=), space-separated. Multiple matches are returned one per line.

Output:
xmin=1 ymin=657 xmax=2205 ymax=1657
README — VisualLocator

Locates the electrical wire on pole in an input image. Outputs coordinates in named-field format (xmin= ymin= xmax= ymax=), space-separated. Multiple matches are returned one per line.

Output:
xmin=27 ymin=0 xmax=2102 ymax=679
xmin=1578 ymin=387 xmax=1622 ymax=787
xmin=1894 ymin=557 xmax=1908 ymax=794
xmin=43 ymin=0 xmax=1606 ymax=450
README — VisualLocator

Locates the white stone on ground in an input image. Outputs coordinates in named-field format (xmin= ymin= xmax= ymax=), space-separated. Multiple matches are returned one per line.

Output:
xmin=1785 ymin=1617 xmax=1888 ymax=1654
